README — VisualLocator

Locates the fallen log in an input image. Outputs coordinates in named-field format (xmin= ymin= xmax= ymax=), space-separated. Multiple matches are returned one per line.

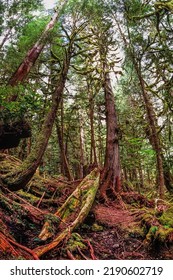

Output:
xmin=33 ymin=169 xmax=100 ymax=257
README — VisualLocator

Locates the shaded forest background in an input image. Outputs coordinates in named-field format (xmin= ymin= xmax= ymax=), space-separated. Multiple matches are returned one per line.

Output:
xmin=0 ymin=0 xmax=173 ymax=260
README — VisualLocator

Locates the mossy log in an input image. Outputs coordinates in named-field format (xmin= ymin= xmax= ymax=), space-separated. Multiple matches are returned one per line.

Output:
xmin=0 ymin=153 xmax=69 ymax=200
xmin=0 ymin=190 xmax=44 ymax=225
xmin=33 ymin=169 xmax=100 ymax=257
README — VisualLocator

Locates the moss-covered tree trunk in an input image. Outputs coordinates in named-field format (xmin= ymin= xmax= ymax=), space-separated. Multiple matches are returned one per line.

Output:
xmin=99 ymin=49 xmax=121 ymax=200
xmin=88 ymin=82 xmax=98 ymax=166
xmin=155 ymin=1 xmax=173 ymax=13
xmin=116 ymin=16 xmax=166 ymax=198
xmin=56 ymin=120 xmax=73 ymax=181
xmin=135 ymin=63 xmax=165 ymax=199
xmin=1 ymin=46 xmax=72 ymax=191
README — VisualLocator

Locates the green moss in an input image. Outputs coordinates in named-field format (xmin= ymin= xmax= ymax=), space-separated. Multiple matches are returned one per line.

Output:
xmin=44 ymin=214 xmax=60 ymax=224
xmin=91 ymin=223 xmax=103 ymax=232
xmin=81 ymin=223 xmax=90 ymax=230
xmin=17 ymin=190 xmax=39 ymax=204
xmin=159 ymin=207 xmax=173 ymax=227
xmin=143 ymin=206 xmax=173 ymax=244
xmin=66 ymin=233 xmax=87 ymax=252
xmin=155 ymin=227 xmax=173 ymax=243
xmin=42 ymin=214 xmax=60 ymax=235
xmin=61 ymin=196 xmax=80 ymax=220
xmin=142 ymin=211 xmax=156 ymax=232
xmin=128 ymin=226 xmax=145 ymax=238
xmin=155 ymin=0 xmax=173 ymax=12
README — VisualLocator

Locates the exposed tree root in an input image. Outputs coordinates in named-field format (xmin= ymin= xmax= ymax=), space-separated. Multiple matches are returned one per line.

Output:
xmin=0 ymin=231 xmax=39 ymax=260
xmin=7 ymin=238 xmax=39 ymax=260
xmin=0 ymin=232 xmax=20 ymax=258
xmin=121 ymin=191 xmax=154 ymax=208
xmin=84 ymin=239 xmax=97 ymax=260
xmin=0 ymin=217 xmax=38 ymax=260
xmin=66 ymin=249 xmax=76 ymax=260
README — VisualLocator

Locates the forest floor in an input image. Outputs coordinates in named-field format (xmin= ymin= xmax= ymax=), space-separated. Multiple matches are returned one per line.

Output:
xmin=82 ymin=203 xmax=173 ymax=260
xmin=1 ymin=154 xmax=173 ymax=260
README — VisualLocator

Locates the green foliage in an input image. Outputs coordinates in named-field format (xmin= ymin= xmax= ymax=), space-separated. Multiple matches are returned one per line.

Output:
xmin=0 ymin=85 xmax=42 ymax=123
xmin=0 ymin=0 xmax=43 ymax=36
xmin=17 ymin=17 xmax=49 ymax=51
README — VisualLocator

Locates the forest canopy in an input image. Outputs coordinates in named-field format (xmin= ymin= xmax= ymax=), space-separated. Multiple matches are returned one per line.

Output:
xmin=0 ymin=0 xmax=173 ymax=260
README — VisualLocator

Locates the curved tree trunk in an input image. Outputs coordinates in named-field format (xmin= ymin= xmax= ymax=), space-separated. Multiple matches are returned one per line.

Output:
xmin=8 ymin=0 xmax=69 ymax=97
xmin=0 ymin=1 xmax=69 ymax=150
xmin=1 ymin=20 xmax=88 ymax=191
xmin=1 ymin=49 xmax=72 ymax=191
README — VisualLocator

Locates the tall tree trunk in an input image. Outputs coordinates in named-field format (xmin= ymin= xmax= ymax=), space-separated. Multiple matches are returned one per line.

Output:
xmin=115 ymin=17 xmax=165 ymax=199
xmin=2 ymin=50 xmax=72 ymax=191
xmin=100 ymin=62 xmax=121 ymax=201
xmin=136 ymin=64 xmax=165 ymax=199
xmin=0 ymin=1 xmax=69 ymax=150
xmin=89 ymin=89 xmax=98 ymax=166
xmin=79 ymin=111 xmax=85 ymax=179
xmin=56 ymin=112 xmax=73 ymax=181
xmin=8 ymin=0 xmax=68 ymax=99
xmin=147 ymin=168 xmax=151 ymax=185
xmin=97 ymin=104 xmax=104 ymax=166
xmin=138 ymin=161 xmax=144 ymax=190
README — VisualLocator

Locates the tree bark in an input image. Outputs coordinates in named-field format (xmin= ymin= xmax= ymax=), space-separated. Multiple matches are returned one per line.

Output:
xmin=138 ymin=161 xmax=144 ymax=190
xmin=56 ymin=116 xmax=73 ymax=181
xmin=136 ymin=65 xmax=165 ymax=199
xmin=8 ymin=0 xmax=68 ymax=99
xmin=88 ymin=85 xmax=98 ymax=166
xmin=97 ymin=104 xmax=104 ymax=165
xmin=79 ymin=110 xmax=85 ymax=178
xmin=100 ymin=61 xmax=121 ymax=200
xmin=2 ymin=47 xmax=72 ymax=191
xmin=115 ymin=16 xmax=165 ymax=199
